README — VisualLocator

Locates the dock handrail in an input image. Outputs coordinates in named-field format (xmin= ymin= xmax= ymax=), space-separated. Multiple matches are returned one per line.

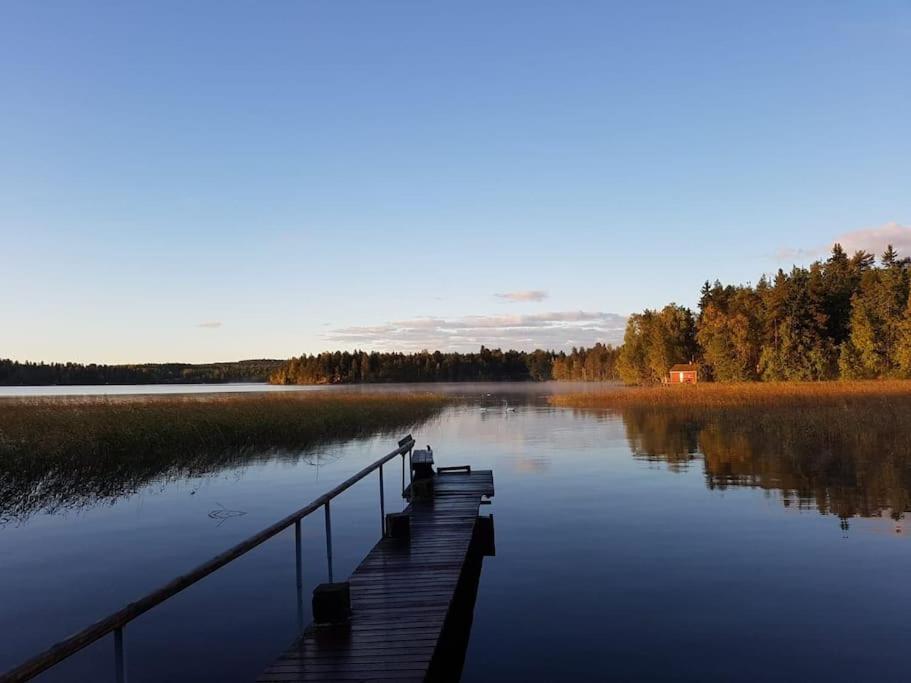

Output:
xmin=0 ymin=435 xmax=416 ymax=683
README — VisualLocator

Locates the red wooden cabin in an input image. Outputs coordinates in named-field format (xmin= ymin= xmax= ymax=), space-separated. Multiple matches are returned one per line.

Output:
xmin=668 ymin=364 xmax=698 ymax=384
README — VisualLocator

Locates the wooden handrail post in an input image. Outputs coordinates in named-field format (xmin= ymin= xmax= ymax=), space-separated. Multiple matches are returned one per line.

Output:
xmin=324 ymin=501 xmax=333 ymax=583
xmin=113 ymin=627 xmax=126 ymax=683
xmin=379 ymin=465 xmax=385 ymax=536
xmin=295 ymin=520 xmax=303 ymax=634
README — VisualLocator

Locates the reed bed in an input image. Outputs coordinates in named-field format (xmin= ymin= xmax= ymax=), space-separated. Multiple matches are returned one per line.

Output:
xmin=0 ymin=392 xmax=448 ymax=458
xmin=0 ymin=392 xmax=449 ymax=520
xmin=550 ymin=380 xmax=911 ymax=414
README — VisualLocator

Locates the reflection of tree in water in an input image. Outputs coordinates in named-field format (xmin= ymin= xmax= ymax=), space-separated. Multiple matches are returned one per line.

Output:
xmin=619 ymin=407 xmax=911 ymax=523
xmin=622 ymin=410 xmax=700 ymax=472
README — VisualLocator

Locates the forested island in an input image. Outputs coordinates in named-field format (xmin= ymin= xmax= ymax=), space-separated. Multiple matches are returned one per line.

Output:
xmin=269 ymin=345 xmax=621 ymax=384
xmin=0 ymin=359 xmax=284 ymax=385
xmin=1 ymin=347 xmax=622 ymax=387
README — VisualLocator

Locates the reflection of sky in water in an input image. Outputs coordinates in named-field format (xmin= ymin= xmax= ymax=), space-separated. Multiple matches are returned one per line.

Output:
xmin=1 ymin=383 xmax=908 ymax=682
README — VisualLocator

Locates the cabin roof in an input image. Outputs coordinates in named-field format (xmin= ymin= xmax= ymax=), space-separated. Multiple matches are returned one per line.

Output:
xmin=669 ymin=364 xmax=698 ymax=372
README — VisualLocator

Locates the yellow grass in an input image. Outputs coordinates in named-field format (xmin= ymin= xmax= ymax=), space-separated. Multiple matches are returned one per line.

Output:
xmin=550 ymin=380 xmax=911 ymax=413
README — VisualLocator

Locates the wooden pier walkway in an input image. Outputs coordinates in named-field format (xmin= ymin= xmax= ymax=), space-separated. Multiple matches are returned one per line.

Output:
xmin=258 ymin=468 xmax=495 ymax=683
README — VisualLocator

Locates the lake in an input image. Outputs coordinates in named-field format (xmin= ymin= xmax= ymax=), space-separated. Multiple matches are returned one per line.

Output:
xmin=1 ymin=382 xmax=908 ymax=681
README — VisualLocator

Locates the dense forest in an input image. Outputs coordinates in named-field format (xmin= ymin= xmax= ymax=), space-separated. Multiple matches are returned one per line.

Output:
xmin=270 ymin=344 xmax=621 ymax=384
xmin=0 ymin=359 xmax=284 ymax=385
xmin=617 ymin=244 xmax=911 ymax=384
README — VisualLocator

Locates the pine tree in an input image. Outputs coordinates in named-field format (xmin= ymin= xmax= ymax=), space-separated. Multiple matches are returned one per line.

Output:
xmin=894 ymin=290 xmax=911 ymax=377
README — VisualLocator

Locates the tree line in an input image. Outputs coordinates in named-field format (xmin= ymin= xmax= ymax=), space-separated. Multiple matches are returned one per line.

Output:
xmin=617 ymin=243 xmax=911 ymax=384
xmin=270 ymin=344 xmax=621 ymax=384
xmin=0 ymin=359 xmax=284 ymax=385
xmin=2 ymin=346 xmax=624 ymax=387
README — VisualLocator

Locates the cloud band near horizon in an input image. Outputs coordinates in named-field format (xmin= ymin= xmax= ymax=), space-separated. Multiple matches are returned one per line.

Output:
xmin=325 ymin=311 xmax=626 ymax=352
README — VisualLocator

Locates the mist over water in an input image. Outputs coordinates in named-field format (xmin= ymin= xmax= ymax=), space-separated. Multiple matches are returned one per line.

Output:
xmin=1 ymin=383 xmax=907 ymax=681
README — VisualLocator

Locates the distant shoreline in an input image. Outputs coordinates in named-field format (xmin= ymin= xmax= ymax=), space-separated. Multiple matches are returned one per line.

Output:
xmin=0 ymin=358 xmax=285 ymax=386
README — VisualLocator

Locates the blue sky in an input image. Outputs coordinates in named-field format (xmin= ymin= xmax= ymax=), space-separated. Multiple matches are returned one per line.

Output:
xmin=2 ymin=1 xmax=909 ymax=363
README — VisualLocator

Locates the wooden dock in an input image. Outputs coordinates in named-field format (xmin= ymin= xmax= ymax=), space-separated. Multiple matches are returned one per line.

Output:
xmin=258 ymin=468 xmax=495 ymax=683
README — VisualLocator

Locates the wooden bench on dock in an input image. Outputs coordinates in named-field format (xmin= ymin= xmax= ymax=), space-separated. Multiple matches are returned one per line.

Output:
xmin=258 ymin=466 xmax=495 ymax=683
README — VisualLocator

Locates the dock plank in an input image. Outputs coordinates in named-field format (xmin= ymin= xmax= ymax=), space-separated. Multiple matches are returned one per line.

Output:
xmin=258 ymin=470 xmax=494 ymax=683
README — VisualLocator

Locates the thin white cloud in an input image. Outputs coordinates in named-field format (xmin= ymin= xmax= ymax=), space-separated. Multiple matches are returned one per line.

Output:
xmin=495 ymin=290 xmax=549 ymax=303
xmin=774 ymin=246 xmax=824 ymax=261
xmin=775 ymin=221 xmax=911 ymax=263
xmin=326 ymin=311 xmax=626 ymax=352
xmin=197 ymin=321 xmax=222 ymax=329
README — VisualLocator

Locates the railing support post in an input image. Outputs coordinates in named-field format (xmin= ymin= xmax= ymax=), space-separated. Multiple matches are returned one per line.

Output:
xmin=295 ymin=519 xmax=303 ymax=634
xmin=379 ymin=465 xmax=386 ymax=536
xmin=113 ymin=627 xmax=126 ymax=683
xmin=401 ymin=453 xmax=405 ymax=495
xmin=324 ymin=501 xmax=333 ymax=583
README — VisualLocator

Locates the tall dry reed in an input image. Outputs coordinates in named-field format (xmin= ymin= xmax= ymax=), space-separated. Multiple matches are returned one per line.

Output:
xmin=0 ymin=392 xmax=448 ymax=520
xmin=551 ymin=380 xmax=911 ymax=414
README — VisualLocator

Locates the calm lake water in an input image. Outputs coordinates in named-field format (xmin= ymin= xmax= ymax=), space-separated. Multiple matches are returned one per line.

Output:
xmin=1 ymin=382 xmax=908 ymax=681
